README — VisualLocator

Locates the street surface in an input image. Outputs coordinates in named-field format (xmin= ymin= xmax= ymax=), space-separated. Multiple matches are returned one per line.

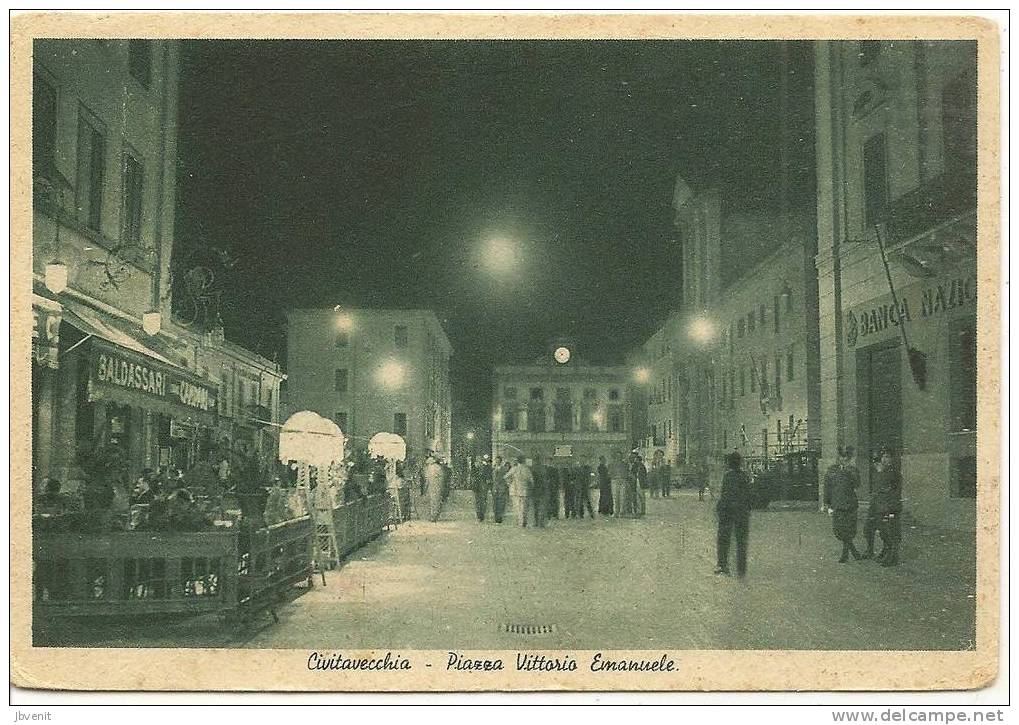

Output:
xmin=38 ymin=489 xmax=976 ymax=650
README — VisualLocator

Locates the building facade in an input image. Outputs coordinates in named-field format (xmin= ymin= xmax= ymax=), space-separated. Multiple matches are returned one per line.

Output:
xmin=492 ymin=345 xmax=631 ymax=465
xmin=285 ymin=308 xmax=453 ymax=461
xmin=815 ymin=40 xmax=978 ymax=528
xmin=31 ymin=39 xmax=284 ymax=488
xmin=715 ymin=238 xmax=821 ymax=461
xmin=633 ymin=174 xmax=820 ymax=485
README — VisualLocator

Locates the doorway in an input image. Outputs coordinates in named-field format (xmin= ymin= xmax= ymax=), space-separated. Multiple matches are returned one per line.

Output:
xmin=856 ymin=339 xmax=903 ymax=483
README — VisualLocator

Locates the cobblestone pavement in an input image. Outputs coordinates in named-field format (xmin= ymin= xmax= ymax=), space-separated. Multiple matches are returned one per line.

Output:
xmin=38 ymin=489 xmax=976 ymax=650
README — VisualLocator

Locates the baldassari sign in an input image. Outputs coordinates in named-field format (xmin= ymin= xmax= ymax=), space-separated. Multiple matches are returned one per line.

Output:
xmin=88 ymin=341 xmax=218 ymax=420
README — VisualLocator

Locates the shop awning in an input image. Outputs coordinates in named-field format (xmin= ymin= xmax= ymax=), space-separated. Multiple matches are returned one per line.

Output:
xmin=61 ymin=300 xmax=175 ymax=366
xmin=60 ymin=300 xmax=219 ymax=427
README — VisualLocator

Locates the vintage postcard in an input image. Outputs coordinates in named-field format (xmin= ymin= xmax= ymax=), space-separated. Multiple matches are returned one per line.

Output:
xmin=10 ymin=12 xmax=1001 ymax=692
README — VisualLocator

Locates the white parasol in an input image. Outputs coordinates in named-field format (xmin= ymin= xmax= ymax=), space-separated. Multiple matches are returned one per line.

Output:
xmin=368 ymin=431 xmax=407 ymax=462
xmin=279 ymin=411 xmax=345 ymax=470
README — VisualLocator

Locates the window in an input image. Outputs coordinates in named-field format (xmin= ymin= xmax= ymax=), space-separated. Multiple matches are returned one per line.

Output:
xmin=334 ymin=368 xmax=348 ymax=392
xmin=739 ymin=367 xmax=746 ymax=397
xmin=774 ymin=355 xmax=782 ymax=396
xmin=393 ymin=412 xmax=407 ymax=437
xmin=335 ymin=412 xmax=348 ymax=431
xmin=786 ymin=348 xmax=795 ymax=382
xmin=774 ymin=295 xmax=781 ymax=334
xmin=747 ymin=310 xmax=756 ymax=334
xmin=33 ymin=74 xmax=57 ymax=175
xmin=556 ymin=387 xmax=571 ymax=401
xmin=128 ymin=40 xmax=152 ymax=88
xmin=554 ymin=402 xmax=573 ymax=433
xmin=528 ymin=402 xmax=546 ymax=433
xmin=503 ymin=386 xmax=517 ymax=399
xmin=394 ymin=325 xmax=408 ymax=348
xmin=859 ymin=40 xmax=881 ymax=66
xmin=729 ymin=368 xmax=735 ymax=403
xmin=951 ymin=322 xmax=977 ymax=432
xmin=786 ymin=289 xmax=794 ymax=315
xmin=864 ymin=133 xmax=888 ymax=227
xmin=759 ymin=303 xmax=767 ymax=332
xmin=503 ymin=408 xmax=517 ymax=432
xmin=609 ymin=388 xmax=620 ymax=401
xmin=122 ymin=150 xmax=144 ymax=246
xmin=609 ymin=405 xmax=624 ymax=433
xmin=760 ymin=360 xmax=769 ymax=395
xmin=942 ymin=68 xmax=977 ymax=177
xmin=737 ymin=318 xmax=745 ymax=338
xmin=530 ymin=387 xmax=544 ymax=401
xmin=75 ymin=110 xmax=106 ymax=232
xmin=335 ymin=330 xmax=349 ymax=348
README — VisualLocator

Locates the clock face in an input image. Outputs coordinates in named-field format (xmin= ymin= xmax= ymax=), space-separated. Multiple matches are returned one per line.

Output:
xmin=554 ymin=346 xmax=571 ymax=364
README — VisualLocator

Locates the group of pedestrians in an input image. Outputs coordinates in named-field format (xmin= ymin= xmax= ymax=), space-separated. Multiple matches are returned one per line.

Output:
xmin=711 ymin=444 xmax=906 ymax=580
xmin=823 ymin=445 xmax=903 ymax=567
xmin=469 ymin=450 xmax=665 ymax=528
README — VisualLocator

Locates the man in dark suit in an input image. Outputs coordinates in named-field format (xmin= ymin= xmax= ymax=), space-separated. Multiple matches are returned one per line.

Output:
xmin=715 ymin=451 xmax=752 ymax=578
xmin=531 ymin=456 xmax=548 ymax=528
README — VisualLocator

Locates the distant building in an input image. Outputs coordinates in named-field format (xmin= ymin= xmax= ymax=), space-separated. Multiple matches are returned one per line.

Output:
xmin=31 ymin=39 xmax=285 ymax=485
xmin=492 ymin=343 xmax=632 ymax=465
xmin=632 ymin=175 xmax=820 ymax=486
xmin=285 ymin=308 xmax=453 ymax=462
xmin=815 ymin=40 xmax=977 ymax=527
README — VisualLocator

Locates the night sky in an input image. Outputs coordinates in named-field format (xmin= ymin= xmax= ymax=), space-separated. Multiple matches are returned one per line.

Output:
xmin=175 ymin=40 xmax=816 ymax=426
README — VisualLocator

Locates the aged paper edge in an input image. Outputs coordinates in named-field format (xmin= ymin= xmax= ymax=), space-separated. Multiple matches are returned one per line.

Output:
xmin=8 ymin=11 xmax=1002 ymax=693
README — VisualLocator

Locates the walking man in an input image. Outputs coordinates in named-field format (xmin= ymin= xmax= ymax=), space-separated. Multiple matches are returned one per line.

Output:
xmin=610 ymin=451 xmax=629 ymax=518
xmin=507 ymin=456 xmax=534 ymax=527
xmin=824 ymin=446 xmax=862 ymax=563
xmin=715 ymin=451 xmax=752 ymax=578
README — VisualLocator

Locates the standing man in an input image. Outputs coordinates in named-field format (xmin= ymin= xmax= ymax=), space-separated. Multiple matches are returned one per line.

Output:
xmin=649 ymin=450 xmax=664 ymax=498
xmin=824 ymin=446 xmax=862 ymax=563
xmin=471 ymin=456 xmax=492 ymax=522
xmin=597 ymin=455 xmax=613 ymax=515
xmin=507 ymin=456 xmax=534 ymax=528
xmin=531 ymin=456 xmax=548 ymax=528
xmin=864 ymin=447 xmax=903 ymax=567
xmin=559 ymin=464 xmax=575 ymax=519
xmin=610 ymin=451 xmax=629 ymax=518
xmin=491 ymin=456 xmax=509 ymax=524
xmin=546 ymin=465 xmax=561 ymax=520
xmin=423 ymin=454 xmax=445 ymax=522
xmin=662 ymin=455 xmax=673 ymax=498
xmin=575 ymin=460 xmax=595 ymax=518
xmin=630 ymin=453 xmax=648 ymax=517
xmin=715 ymin=451 xmax=752 ymax=578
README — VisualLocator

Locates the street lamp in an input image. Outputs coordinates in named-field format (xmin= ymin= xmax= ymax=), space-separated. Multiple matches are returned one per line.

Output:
xmin=482 ymin=237 xmax=519 ymax=274
xmin=688 ymin=315 xmax=715 ymax=344
xmin=376 ymin=360 xmax=405 ymax=388
xmin=634 ymin=367 xmax=650 ymax=384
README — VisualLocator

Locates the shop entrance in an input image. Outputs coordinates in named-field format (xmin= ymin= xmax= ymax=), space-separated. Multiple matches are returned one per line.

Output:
xmin=856 ymin=339 xmax=903 ymax=477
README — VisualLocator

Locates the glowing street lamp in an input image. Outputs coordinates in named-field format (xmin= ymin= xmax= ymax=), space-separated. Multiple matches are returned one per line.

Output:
xmin=333 ymin=305 xmax=354 ymax=331
xmin=376 ymin=360 xmax=405 ymax=388
xmin=466 ymin=431 xmax=476 ymax=441
xmin=688 ymin=316 xmax=716 ymax=344
xmin=482 ymin=237 xmax=519 ymax=274
xmin=634 ymin=367 xmax=650 ymax=384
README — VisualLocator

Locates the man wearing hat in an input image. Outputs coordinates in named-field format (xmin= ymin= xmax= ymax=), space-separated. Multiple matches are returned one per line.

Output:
xmin=863 ymin=447 xmax=903 ymax=567
xmin=715 ymin=450 xmax=753 ymax=578
xmin=824 ymin=446 xmax=862 ymax=563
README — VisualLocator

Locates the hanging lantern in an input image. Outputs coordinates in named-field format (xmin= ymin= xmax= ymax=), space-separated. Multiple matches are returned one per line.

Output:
xmin=44 ymin=261 xmax=68 ymax=295
xmin=142 ymin=310 xmax=162 ymax=336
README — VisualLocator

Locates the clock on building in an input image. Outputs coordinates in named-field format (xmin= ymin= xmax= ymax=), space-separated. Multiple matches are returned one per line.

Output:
xmin=553 ymin=346 xmax=571 ymax=364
